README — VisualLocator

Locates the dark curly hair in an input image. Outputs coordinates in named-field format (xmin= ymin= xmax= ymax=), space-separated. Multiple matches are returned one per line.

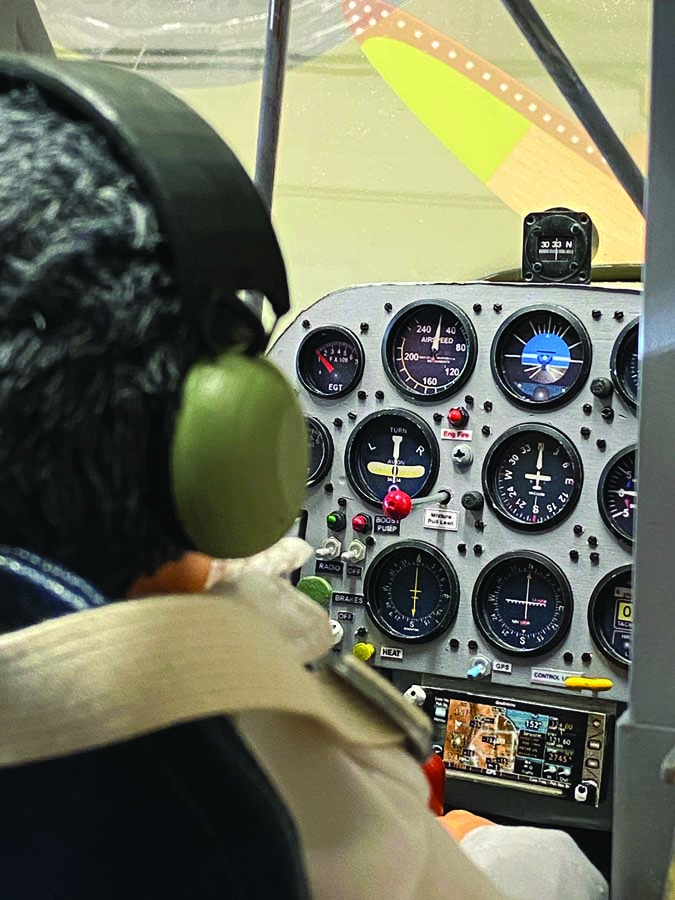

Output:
xmin=0 ymin=83 xmax=208 ymax=595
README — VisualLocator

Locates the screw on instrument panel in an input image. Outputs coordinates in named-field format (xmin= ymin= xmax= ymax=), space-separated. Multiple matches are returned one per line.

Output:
xmin=375 ymin=390 xmax=384 ymax=400
xmin=573 ymin=524 xmax=584 ymax=535
xmin=583 ymin=403 xmax=592 ymax=415
xmin=580 ymin=426 xmax=591 ymax=438
xmin=348 ymin=411 xmax=357 ymax=421
xmin=457 ymin=543 xmax=467 ymax=554
xmin=588 ymin=535 xmax=598 ymax=547
xmin=596 ymin=439 xmax=607 ymax=451
xmin=324 ymin=482 xmax=334 ymax=493
xmin=468 ymin=640 xmax=479 ymax=651
xmin=365 ymin=536 xmax=375 ymax=547
xmin=614 ymin=310 xmax=624 ymax=321
xmin=483 ymin=400 xmax=493 ymax=412
xmin=581 ymin=652 xmax=593 ymax=664
xmin=360 ymin=322 xmax=369 ymax=333
xmin=592 ymin=309 xmax=602 ymax=320
xmin=473 ymin=544 xmax=483 ymax=555
xmin=473 ymin=303 xmax=482 ymax=314
xmin=475 ymin=520 xmax=485 ymax=532
xmin=465 ymin=394 xmax=474 ymax=406
xmin=333 ymin=417 xmax=343 ymax=427
xmin=357 ymin=390 xmax=367 ymax=400
xmin=337 ymin=497 xmax=348 ymax=507
xmin=493 ymin=303 xmax=503 ymax=313
xmin=600 ymin=406 xmax=614 ymax=422
xmin=384 ymin=303 xmax=393 ymax=313
xmin=302 ymin=319 xmax=311 ymax=329
xmin=433 ymin=412 xmax=443 ymax=423
xmin=590 ymin=551 xmax=600 ymax=564
xmin=450 ymin=639 xmax=460 ymax=650
xmin=564 ymin=652 xmax=574 ymax=664
xmin=481 ymin=425 xmax=491 ymax=436
xmin=569 ymin=549 xmax=579 ymax=561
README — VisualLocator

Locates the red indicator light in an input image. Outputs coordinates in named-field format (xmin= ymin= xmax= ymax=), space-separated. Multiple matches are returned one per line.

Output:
xmin=447 ymin=407 xmax=469 ymax=427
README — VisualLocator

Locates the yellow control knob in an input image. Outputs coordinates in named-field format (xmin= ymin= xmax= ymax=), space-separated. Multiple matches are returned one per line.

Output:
xmin=352 ymin=642 xmax=376 ymax=662
xmin=565 ymin=677 xmax=614 ymax=692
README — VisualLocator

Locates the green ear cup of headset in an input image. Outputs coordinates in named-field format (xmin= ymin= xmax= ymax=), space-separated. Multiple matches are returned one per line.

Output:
xmin=171 ymin=352 xmax=307 ymax=559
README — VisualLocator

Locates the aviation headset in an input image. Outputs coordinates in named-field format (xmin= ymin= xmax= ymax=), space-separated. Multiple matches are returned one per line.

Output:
xmin=0 ymin=54 xmax=307 ymax=560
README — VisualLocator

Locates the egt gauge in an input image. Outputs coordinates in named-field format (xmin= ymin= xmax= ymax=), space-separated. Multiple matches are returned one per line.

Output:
xmin=364 ymin=541 xmax=460 ymax=643
xmin=345 ymin=409 xmax=440 ymax=506
xmin=491 ymin=305 xmax=591 ymax=409
xmin=382 ymin=300 xmax=477 ymax=400
xmin=296 ymin=326 xmax=364 ymax=398
xmin=482 ymin=424 xmax=583 ymax=530
xmin=610 ymin=318 xmax=639 ymax=411
xmin=597 ymin=446 xmax=637 ymax=546
xmin=472 ymin=551 xmax=573 ymax=655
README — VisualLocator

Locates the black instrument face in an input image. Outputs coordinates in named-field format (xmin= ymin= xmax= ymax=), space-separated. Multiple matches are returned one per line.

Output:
xmin=472 ymin=551 xmax=573 ymax=655
xmin=610 ymin=318 xmax=639 ymax=410
xmin=482 ymin=424 xmax=583 ymax=530
xmin=491 ymin=306 xmax=591 ymax=409
xmin=598 ymin=447 xmax=637 ymax=545
xmin=305 ymin=416 xmax=333 ymax=487
xmin=588 ymin=566 xmax=633 ymax=667
xmin=345 ymin=409 xmax=440 ymax=505
xmin=364 ymin=541 xmax=460 ymax=643
xmin=296 ymin=326 xmax=364 ymax=398
xmin=382 ymin=301 xmax=477 ymax=400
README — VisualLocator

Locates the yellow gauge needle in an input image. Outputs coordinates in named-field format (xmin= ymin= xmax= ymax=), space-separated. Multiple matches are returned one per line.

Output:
xmin=411 ymin=564 xmax=420 ymax=617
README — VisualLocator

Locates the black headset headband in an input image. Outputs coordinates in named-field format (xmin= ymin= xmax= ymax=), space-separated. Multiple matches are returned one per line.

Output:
xmin=0 ymin=54 xmax=289 ymax=345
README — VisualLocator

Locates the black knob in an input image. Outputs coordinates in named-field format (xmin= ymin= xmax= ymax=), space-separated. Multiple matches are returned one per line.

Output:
xmin=591 ymin=377 xmax=613 ymax=398
xmin=461 ymin=491 xmax=484 ymax=511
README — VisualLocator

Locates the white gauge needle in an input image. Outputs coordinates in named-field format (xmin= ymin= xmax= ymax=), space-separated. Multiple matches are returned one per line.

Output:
xmin=536 ymin=443 xmax=544 ymax=471
xmin=431 ymin=315 xmax=442 ymax=355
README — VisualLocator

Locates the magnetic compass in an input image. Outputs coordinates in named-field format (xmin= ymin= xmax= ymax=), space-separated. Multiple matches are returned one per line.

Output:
xmin=345 ymin=409 xmax=440 ymax=506
xmin=296 ymin=326 xmax=364 ymax=398
xmin=598 ymin=446 xmax=637 ymax=545
xmin=305 ymin=416 xmax=333 ymax=487
xmin=482 ymin=424 xmax=583 ymax=530
xmin=364 ymin=541 xmax=460 ymax=643
xmin=588 ymin=566 xmax=633 ymax=667
xmin=491 ymin=305 xmax=591 ymax=409
xmin=382 ymin=300 xmax=477 ymax=400
xmin=610 ymin=318 xmax=639 ymax=411
xmin=472 ymin=551 xmax=573 ymax=655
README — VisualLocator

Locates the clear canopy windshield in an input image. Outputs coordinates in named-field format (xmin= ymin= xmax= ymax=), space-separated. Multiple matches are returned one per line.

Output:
xmin=38 ymin=0 xmax=650 ymax=317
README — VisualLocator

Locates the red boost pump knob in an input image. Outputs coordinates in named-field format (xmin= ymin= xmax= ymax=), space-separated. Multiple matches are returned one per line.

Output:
xmin=351 ymin=513 xmax=372 ymax=534
xmin=382 ymin=488 xmax=412 ymax=520
xmin=447 ymin=406 xmax=469 ymax=428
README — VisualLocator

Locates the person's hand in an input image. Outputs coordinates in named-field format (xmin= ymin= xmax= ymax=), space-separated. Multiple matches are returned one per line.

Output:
xmin=438 ymin=809 xmax=495 ymax=842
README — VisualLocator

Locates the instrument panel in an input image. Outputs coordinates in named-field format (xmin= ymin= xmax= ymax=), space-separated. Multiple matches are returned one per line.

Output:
xmin=270 ymin=281 xmax=639 ymax=821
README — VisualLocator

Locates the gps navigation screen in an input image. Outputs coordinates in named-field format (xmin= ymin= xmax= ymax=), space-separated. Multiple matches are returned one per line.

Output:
xmin=426 ymin=690 xmax=607 ymax=802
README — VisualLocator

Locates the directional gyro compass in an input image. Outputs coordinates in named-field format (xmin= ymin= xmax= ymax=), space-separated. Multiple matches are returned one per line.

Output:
xmin=345 ymin=410 xmax=440 ymax=506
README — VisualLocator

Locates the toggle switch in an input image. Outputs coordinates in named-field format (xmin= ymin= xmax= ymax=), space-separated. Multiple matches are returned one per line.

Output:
xmin=466 ymin=655 xmax=492 ymax=680
xmin=341 ymin=540 xmax=366 ymax=563
xmin=315 ymin=537 xmax=342 ymax=560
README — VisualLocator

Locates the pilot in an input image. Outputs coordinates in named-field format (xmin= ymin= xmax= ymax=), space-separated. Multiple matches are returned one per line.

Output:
xmin=0 ymin=56 xmax=607 ymax=900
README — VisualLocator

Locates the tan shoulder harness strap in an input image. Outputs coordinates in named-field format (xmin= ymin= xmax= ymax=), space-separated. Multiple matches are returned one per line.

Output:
xmin=0 ymin=595 xmax=431 ymax=767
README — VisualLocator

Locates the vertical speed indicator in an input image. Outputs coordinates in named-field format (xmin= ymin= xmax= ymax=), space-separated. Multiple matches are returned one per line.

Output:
xmin=382 ymin=301 xmax=477 ymax=400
